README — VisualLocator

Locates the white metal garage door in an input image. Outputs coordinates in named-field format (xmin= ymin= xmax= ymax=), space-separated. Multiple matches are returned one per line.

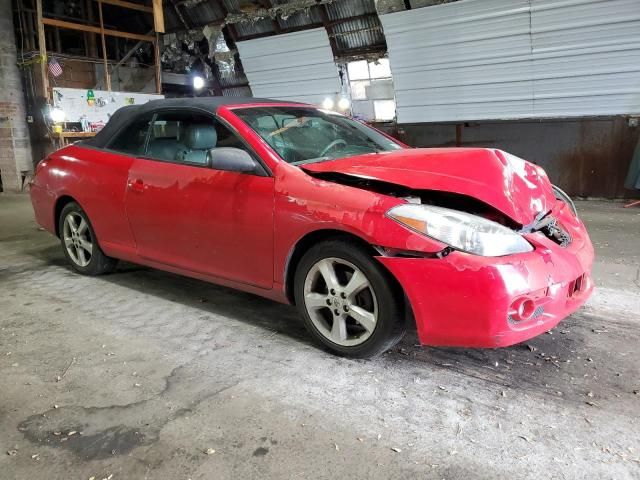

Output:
xmin=381 ymin=0 xmax=640 ymax=123
xmin=236 ymin=27 xmax=341 ymax=106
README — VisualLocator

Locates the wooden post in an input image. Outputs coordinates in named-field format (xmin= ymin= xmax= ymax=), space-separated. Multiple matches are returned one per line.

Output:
xmin=154 ymin=34 xmax=162 ymax=94
xmin=152 ymin=0 xmax=163 ymax=94
xmin=97 ymin=0 xmax=111 ymax=91
xmin=152 ymin=0 xmax=164 ymax=33
xmin=35 ymin=0 xmax=49 ymax=102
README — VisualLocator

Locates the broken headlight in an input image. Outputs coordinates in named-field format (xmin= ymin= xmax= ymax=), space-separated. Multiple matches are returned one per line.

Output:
xmin=387 ymin=204 xmax=533 ymax=257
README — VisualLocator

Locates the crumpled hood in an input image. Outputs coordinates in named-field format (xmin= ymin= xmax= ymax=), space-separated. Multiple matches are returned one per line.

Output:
xmin=302 ymin=148 xmax=555 ymax=225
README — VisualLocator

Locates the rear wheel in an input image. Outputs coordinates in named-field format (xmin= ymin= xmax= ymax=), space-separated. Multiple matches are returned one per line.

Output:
xmin=294 ymin=239 xmax=406 ymax=358
xmin=59 ymin=202 xmax=118 ymax=275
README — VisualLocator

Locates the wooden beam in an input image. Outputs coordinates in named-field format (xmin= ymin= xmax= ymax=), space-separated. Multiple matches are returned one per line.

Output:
xmin=36 ymin=0 xmax=49 ymax=102
xmin=41 ymin=18 xmax=156 ymax=42
xmin=98 ymin=0 xmax=111 ymax=91
xmin=152 ymin=0 xmax=165 ymax=33
xmin=93 ymin=0 xmax=153 ymax=13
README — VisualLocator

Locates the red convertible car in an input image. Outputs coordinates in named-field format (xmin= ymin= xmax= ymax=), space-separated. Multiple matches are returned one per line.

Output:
xmin=30 ymin=98 xmax=594 ymax=357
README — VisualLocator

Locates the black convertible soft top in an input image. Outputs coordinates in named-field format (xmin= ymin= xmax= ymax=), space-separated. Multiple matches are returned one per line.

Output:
xmin=87 ymin=97 xmax=300 ymax=149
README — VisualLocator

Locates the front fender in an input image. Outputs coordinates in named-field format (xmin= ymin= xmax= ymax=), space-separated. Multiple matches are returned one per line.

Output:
xmin=272 ymin=166 xmax=447 ymax=286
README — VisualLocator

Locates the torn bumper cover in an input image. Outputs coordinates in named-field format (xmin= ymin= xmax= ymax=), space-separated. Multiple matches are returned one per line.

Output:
xmin=377 ymin=206 xmax=594 ymax=348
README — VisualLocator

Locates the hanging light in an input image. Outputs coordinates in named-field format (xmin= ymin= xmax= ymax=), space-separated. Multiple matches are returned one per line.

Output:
xmin=50 ymin=108 xmax=66 ymax=123
xmin=338 ymin=98 xmax=350 ymax=110
xmin=193 ymin=76 xmax=205 ymax=90
xmin=322 ymin=97 xmax=335 ymax=110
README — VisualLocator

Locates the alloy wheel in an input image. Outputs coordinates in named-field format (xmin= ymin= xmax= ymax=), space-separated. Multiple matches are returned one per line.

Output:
xmin=63 ymin=212 xmax=93 ymax=267
xmin=303 ymin=257 xmax=378 ymax=347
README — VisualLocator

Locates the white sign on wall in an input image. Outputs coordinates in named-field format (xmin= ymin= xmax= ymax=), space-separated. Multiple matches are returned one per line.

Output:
xmin=52 ymin=87 xmax=164 ymax=125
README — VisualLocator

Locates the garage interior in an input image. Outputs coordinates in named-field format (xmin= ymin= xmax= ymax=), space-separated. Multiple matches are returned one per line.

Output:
xmin=1 ymin=0 xmax=639 ymax=478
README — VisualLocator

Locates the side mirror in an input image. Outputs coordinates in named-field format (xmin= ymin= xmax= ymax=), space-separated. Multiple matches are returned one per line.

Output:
xmin=208 ymin=147 xmax=257 ymax=173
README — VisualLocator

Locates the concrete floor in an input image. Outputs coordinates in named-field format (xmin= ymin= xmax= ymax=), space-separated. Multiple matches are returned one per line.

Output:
xmin=1 ymin=193 xmax=639 ymax=480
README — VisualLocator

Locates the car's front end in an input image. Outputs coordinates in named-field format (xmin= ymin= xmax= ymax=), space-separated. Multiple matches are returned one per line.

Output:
xmin=378 ymin=197 xmax=593 ymax=347
xmin=299 ymin=147 xmax=594 ymax=348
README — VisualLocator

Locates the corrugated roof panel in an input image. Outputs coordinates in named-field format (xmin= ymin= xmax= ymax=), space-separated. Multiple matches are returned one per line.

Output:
xmin=325 ymin=0 xmax=376 ymax=20
xmin=276 ymin=7 xmax=321 ymax=29
xmin=332 ymin=16 xmax=385 ymax=52
xmin=234 ymin=18 xmax=276 ymax=36
xmin=236 ymin=27 xmax=340 ymax=105
xmin=221 ymin=0 xmax=242 ymax=13
xmin=382 ymin=0 xmax=640 ymax=122
xmin=163 ymin=10 xmax=182 ymax=31
xmin=181 ymin=1 xmax=226 ymax=27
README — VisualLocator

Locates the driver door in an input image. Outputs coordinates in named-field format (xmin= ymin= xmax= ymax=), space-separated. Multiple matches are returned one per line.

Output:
xmin=123 ymin=110 xmax=275 ymax=289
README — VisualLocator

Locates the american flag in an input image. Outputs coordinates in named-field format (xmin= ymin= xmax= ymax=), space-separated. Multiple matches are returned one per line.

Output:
xmin=48 ymin=57 xmax=63 ymax=77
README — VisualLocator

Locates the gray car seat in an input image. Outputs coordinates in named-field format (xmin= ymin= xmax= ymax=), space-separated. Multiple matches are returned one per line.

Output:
xmin=147 ymin=138 xmax=187 ymax=161
xmin=179 ymin=124 xmax=218 ymax=165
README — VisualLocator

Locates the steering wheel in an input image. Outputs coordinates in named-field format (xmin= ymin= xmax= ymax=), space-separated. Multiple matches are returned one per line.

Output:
xmin=319 ymin=139 xmax=347 ymax=157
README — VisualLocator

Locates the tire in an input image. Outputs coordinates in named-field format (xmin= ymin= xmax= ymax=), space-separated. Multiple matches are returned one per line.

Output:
xmin=58 ymin=202 xmax=118 ymax=275
xmin=293 ymin=239 xmax=406 ymax=358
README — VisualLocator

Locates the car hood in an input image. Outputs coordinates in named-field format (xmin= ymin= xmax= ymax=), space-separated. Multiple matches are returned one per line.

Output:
xmin=302 ymin=148 xmax=555 ymax=225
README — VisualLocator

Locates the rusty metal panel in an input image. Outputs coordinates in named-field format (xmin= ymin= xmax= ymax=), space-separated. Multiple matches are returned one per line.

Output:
xmin=398 ymin=117 xmax=640 ymax=198
xmin=236 ymin=27 xmax=340 ymax=105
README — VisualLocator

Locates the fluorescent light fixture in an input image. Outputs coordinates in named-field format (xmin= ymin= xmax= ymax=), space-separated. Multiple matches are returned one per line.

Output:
xmin=50 ymin=108 xmax=66 ymax=123
xmin=193 ymin=76 xmax=205 ymax=90
xmin=322 ymin=97 xmax=335 ymax=110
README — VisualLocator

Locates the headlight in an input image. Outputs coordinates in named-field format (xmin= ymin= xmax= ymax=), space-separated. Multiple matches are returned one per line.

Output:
xmin=387 ymin=204 xmax=533 ymax=257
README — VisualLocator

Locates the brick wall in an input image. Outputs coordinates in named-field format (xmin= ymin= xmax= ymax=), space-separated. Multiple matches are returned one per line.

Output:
xmin=0 ymin=0 xmax=33 ymax=191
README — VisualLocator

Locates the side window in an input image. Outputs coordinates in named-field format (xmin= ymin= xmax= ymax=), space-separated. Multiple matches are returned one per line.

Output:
xmin=214 ymin=120 xmax=252 ymax=153
xmin=108 ymin=115 xmax=152 ymax=155
xmin=146 ymin=111 xmax=214 ymax=165
xmin=144 ymin=110 xmax=254 ymax=168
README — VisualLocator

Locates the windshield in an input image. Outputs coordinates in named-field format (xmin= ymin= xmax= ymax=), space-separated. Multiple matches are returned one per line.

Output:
xmin=233 ymin=106 xmax=404 ymax=165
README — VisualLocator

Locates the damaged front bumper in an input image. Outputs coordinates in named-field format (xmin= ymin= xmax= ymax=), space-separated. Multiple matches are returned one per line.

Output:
xmin=377 ymin=205 xmax=594 ymax=348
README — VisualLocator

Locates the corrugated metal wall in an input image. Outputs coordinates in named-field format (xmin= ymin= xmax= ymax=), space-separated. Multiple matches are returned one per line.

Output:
xmin=236 ymin=28 xmax=341 ymax=105
xmin=381 ymin=0 xmax=640 ymax=123
xmin=531 ymin=0 xmax=640 ymax=117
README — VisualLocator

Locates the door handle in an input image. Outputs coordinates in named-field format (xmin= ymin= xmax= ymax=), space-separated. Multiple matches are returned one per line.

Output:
xmin=128 ymin=178 xmax=145 ymax=193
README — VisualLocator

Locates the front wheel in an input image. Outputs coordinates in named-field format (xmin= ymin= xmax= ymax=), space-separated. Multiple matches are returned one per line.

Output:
xmin=294 ymin=239 xmax=406 ymax=358
xmin=59 ymin=202 xmax=118 ymax=275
